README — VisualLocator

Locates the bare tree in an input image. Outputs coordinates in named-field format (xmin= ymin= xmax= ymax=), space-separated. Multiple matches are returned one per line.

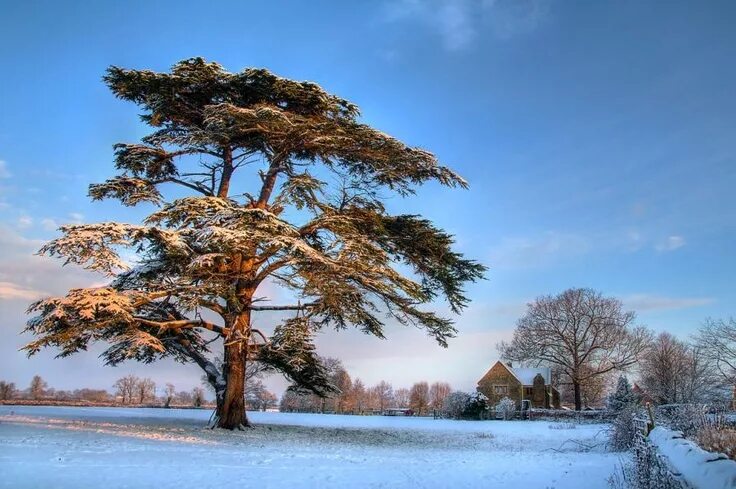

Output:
xmin=554 ymin=365 xmax=614 ymax=408
xmin=393 ymin=387 xmax=410 ymax=409
xmin=164 ymin=383 xmax=176 ymax=407
xmin=192 ymin=387 xmax=206 ymax=407
xmin=641 ymin=332 xmax=721 ymax=404
xmin=331 ymin=368 xmax=353 ymax=413
xmin=29 ymin=375 xmax=48 ymax=400
xmin=279 ymin=390 xmax=313 ymax=412
xmin=373 ymin=381 xmax=394 ymax=411
xmin=640 ymin=332 xmax=690 ymax=404
xmin=175 ymin=389 xmax=193 ymax=405
xmin=0 ymin=381 xmax=17 ymax=400
xmin=135 ymin=378 xmax=156 ymax=404
xmin=409 ymin=381 xmax=430 ymax=415
xmin=351 ymin=378 xmax=367 ymax=414
xmin=499 ymin=288 xmax=651 ymax=410
xmin=113 ymin=374 xmax=138 ymax=404
xmin=695 ymin=318 xmax=736 ymax=396
xmin=429 ymin=382 xmax=452 ymax=412
xmin=245 ymin=380 xmax=278 ymax=411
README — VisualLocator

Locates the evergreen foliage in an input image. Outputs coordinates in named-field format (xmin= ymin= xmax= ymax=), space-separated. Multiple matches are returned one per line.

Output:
xmin=464 ymin=392 xmax=490 ymax=419
xmin=608 ymin=375 xmax=638 ymax=412
xmin=23 ymin=58 xmax=485 ymax=429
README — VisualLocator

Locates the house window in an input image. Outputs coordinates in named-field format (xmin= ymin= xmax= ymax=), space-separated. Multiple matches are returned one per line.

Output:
xmin=493 ymin=385 xmax=508 ymax=395
xmin=524 ymin=387 xmax=533 ymax=396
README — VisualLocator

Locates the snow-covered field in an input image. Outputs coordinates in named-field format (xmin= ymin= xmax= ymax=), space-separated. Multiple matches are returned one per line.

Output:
xmin=0 ymin=405 xmax=621 ymax=488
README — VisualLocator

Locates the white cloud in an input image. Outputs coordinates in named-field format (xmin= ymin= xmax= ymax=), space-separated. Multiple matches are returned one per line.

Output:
xmin=0 ymin=160 xmax=10 ymax=179
xmin=385 ymin=0 xmax=476 ymax=50
xmin=625 ymin=229 xmax=645 ymax=251
xmin=0 ymin=281 xmax=46 ymax=301
xmin=622 ymin=294 xmax=714 ymax=312
xmin=384 ymin=0 xmax=549 ymax=50
xmin=17 ymin=215 xmax=33 ymax=229
xmin=655 ymin=235 xmax=686 ymax=252
xmin=69 ymin=212 xmax=84 ymax=224
xmin=0 ymin=225 xmax=44 ymax=250
xmin=41 ymin=218 xmax=59 ymax=231
xmin=0 ymin=225 xmax=99 ymax=299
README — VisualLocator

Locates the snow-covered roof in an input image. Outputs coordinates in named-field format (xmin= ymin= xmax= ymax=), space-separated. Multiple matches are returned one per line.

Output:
xmin=510 ymin=367 xmax=551 ymax=385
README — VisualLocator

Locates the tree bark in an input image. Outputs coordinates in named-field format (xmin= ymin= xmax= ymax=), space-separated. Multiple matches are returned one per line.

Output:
xmin=216 ymin=311 xmax=252 ymax=429
xmin=217 ymin=341 xmax=249 ymax=429
xmin=573 ymin=380 xmax=582 ymax=411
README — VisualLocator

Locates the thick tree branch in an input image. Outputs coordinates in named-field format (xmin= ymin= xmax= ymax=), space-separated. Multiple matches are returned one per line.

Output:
xmin=135 ymin=317 xmax=229 ymax=336
xmin=247 ymin=302 xmax=319 ymax=311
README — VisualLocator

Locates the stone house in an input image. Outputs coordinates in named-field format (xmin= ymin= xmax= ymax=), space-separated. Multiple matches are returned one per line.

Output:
xmin=477 ymin=361 xmax=561 ymax=410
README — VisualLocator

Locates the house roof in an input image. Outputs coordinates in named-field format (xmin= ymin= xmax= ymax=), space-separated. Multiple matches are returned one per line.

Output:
xmin=479 ymin=361 xmax=553 ymax=387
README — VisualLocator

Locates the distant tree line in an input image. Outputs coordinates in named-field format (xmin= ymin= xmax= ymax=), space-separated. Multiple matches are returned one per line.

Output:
xmin=278 ymin=357 xmax=454 ymax=416
xmin=0 ymin=375 xmax=110 ymax=403
xmin=0 ymin=374 xmax=213 ymax=408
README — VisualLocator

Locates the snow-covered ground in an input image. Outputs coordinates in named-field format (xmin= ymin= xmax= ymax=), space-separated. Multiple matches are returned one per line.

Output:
xmin=0 ymin=405 xmax=622 ymax=488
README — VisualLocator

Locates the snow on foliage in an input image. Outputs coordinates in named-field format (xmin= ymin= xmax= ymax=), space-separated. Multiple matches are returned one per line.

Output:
xmin=442 ymin=391 xmax=471 ymax=419
xmin=608 ymin=375 xmax=638 ymax=412
xmin=495 ymin=396 xmax=515 ymax=420
xmin=23 ymin=58 xmax=485 ymax=429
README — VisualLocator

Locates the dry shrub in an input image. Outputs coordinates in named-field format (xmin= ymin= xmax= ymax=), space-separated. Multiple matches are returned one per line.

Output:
xmin=474 ymin=432 xmax=495 ymax=439
xmin=694 ymin=426 xmax=736 ymax=460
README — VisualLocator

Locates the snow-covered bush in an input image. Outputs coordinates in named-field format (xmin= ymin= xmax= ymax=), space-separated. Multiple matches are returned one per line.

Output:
xmin=609 ymin=406 xmax=639 ymax=451
xmin=608 ymin=375 xmax=638 ymax=412
xmin=655 ymin=404 xmax=712 ymax=438
xmin=495 ymin=396 xmax=515 ymax=420
xmin=463 ymin=392 xmax=489 ymax=420
xmin=442 ymin=391 xmax=471 ymax=419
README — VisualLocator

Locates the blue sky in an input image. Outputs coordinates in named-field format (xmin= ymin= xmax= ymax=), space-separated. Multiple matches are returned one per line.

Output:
xmin=1 ymin=0 xmax=734 ymax=396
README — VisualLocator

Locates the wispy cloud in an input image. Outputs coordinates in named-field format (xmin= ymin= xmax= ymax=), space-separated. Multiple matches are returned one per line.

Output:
xmin=655 ymin=235 xmax=686 ymax=252
xmin=17 ymin=215 xmax=33 ymax=229
xmin=384 ymin=0 xmax=549 ymax=50
xmin=488 ymin=231 xmax=590 ymax=269
xmin=0 ymin=160 xmax=10 ymax=179
xmin=0 ymin=281 xmax=46 ymax=301
xmin=41 ymin=218 xmax=59 ymax=231
xmin=622 ymin=294 xmax=714 ymax=312
xmin=0 ymin=225 xmax=99 ymax=303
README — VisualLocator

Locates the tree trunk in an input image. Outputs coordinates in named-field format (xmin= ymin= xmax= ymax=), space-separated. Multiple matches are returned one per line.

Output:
xmin=217 ymin=340 xmax=249 ymax=429
xmin=216 ymin=309 xmax=252 ymax=430
xmin=573 ymin=381 xmax=582 ymax=411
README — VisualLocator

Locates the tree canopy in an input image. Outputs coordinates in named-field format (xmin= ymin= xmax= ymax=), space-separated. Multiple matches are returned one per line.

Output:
xmin=23 ymin=58 xmax=485 ymax=428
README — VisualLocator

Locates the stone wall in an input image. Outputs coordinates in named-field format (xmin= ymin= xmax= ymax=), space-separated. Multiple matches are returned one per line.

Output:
xmin=477 ymin=362 xmax=522 ymax=408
